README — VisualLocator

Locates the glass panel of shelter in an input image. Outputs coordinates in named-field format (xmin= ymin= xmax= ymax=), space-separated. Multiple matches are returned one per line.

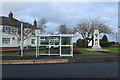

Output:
xmin=36 ymin=35 xmax=73 ymax=57
xmin=61 ymin=37 xmax=72 ymax=55
xmin=49 ymin=36 xmax=60 ymax=55
xmin=39 ymin=36 xmax=49 ymax=55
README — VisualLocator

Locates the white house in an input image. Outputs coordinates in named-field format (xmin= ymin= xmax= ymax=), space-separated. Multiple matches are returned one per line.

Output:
xmin=0 ymin=11 xmax=39 ymax=49
xmin=0 ymin=11 xmax=60 ymax=49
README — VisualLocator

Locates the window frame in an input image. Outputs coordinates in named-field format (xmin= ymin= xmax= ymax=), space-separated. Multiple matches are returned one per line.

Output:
xmin=2 ymin=38 xmax=11 ymax=44
xmin=31 ymin=39 xmax=35 ymax=44
xmin=3 ymin=26 xmax=11 ymax=33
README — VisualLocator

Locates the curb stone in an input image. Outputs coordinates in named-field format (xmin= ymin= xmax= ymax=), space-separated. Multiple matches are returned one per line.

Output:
xmin=69 ymin=59 xmax=120 ymax=63
xmin=1 ymin=59 xmax=120 ymax=64
xmin=1 ymin=59 xmax=69 ymax=64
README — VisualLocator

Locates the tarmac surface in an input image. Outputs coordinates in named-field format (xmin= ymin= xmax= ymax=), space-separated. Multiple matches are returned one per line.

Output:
xmin=2 ymin=61 xmax=119 ymax=78
xmin=1 ymin=49 xmax=119 ymax=79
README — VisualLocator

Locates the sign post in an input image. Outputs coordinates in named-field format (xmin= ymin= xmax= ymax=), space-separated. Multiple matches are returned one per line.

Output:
xmin=21 ymin=23 xmax=23 ymax=57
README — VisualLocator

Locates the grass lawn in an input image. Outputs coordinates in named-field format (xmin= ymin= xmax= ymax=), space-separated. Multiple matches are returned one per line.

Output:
xmin=2 ymin=51 xmax=48 ymax=57
xmin=0 ymin=47 xmax=47 ymax=51
xmin=2 ymin=52 xmax=36 ymax=57
xmin=0 ymin=49 xmax=20 ymax=51
xmin=0 ymin=48 xmax=35 ymax=51
xmin=103 ymin=47 xmax=119 ymax=54
xmin=74 ymin=48 xmax=109 ymax=55
xmin=2 ymin=47 xmax=118 ymax=57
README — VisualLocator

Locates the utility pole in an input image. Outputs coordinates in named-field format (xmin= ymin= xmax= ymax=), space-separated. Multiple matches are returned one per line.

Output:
xmin=21 ymin=23 xmax=23 ymax=57
xmin=116 ymin=33 xmax=118 ymax=44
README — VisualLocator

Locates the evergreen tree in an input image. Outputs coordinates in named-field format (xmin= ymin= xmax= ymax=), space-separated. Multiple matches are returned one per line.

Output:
xmin=102 ymin=35 xmax=108 ymax=41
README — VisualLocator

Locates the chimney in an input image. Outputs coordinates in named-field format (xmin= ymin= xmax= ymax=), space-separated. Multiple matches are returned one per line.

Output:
xmin=34 ymin=19 xmax=37 ymax=28
xmin=9 ymin=11 xmax=13 ymax=18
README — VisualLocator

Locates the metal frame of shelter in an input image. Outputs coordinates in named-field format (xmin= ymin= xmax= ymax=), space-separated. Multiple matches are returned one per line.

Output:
xmin=36 ymin=34 xmax=74 ymax=57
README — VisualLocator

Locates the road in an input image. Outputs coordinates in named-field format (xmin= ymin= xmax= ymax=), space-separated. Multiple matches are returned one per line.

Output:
xmin=2 ymin=61 xmax=119 ymax=78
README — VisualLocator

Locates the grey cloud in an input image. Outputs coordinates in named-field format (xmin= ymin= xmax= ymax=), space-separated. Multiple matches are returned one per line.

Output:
xmin=2 ymin=2 xmax=118 ymax=37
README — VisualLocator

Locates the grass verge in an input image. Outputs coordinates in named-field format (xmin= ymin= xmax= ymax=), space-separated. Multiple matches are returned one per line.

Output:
xmin=2 ymin=47 xmax=118 ymax=57
xmin=74 ymin=48 xmax=110 ymax=55
xmin=103 ymin=47 xmax=119 ymax=54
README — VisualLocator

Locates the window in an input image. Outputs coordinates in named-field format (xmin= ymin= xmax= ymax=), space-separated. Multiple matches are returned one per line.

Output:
xmin=3 ymin=26 xmax=10 ymax=33
xmin=31 ymin=39 xmax=35 ymax=44
xmin=2 ymin=38 xmax=11 ymax=44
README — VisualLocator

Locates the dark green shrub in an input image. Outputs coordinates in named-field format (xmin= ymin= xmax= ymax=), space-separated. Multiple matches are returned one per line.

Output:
xmin=62 ymin=37 xmax=70 ymax=45
xmin=100 ymin=41 xmax=110 ymax=47
xmin=102 ymin=35 xmax=108 ymax=41
xmin=100 ymin=35 xmax=110 ymax=47
xmin=76 ymin=38 xmax=85 ymax=47
xmin=109 ymin=42 xmax=116 ymax=47
xmin=73 ymin=50 xmax=81 ymax=54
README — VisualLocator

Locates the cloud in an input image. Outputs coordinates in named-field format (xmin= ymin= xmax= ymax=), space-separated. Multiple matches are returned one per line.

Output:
xmin=1 ymin=2 xmax=118 ymax=41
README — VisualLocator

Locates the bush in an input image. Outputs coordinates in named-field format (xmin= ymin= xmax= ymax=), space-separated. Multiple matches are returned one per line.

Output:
xmin=100 ymin=41 xmax=110 ymax=47
xmin=73 ymin=50 xmax=81 ymax=54
xmin=62 ymin=37 xmax=70 ymax=45
xmin=76 ymin=38 xmax=85 ymax=47
xmin=109 ymin=42 xmax=116 ymax=47
xmin=100 ymin=35 xmax=110 ymax=47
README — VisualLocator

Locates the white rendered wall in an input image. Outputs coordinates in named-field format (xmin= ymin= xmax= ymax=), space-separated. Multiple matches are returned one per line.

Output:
xmin=0 ymin=25 xmax=3 ymax=47
xmin=0 ymin=25 xmax=18 ymax=47
xmin=0 ymin=25 xmax=37 ymax=47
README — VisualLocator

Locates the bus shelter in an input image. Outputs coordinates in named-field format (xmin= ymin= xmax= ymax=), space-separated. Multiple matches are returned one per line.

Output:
xmin=36 ymin=34 xmax=74 ymax=57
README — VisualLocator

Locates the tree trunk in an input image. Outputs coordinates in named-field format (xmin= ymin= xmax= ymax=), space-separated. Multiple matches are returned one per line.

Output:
xmin=84 ymin=37 xmax=89 ymax=48
xmin=85 ymin=40 xmax=88 ymax=48
xmin=18 ymin=46 xmax=21 ymax=55
xmin=86 ymin=41 xmax=89 ymax=48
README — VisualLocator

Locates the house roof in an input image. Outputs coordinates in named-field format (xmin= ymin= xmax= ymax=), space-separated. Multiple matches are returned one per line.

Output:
xmin=0 ymin=16 xmax=35 ymax=28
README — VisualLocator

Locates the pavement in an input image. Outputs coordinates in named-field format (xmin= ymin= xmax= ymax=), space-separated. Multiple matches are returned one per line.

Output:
xmin=1 ymin=54 xmax=120 ymax=64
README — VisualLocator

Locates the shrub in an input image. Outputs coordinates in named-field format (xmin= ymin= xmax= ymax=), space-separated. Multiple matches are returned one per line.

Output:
xmin=109 ymin=42 xmax=116 ymax=47
xmin=76 ymin=38 xmax=85 ymax=47
xmin=102 ymin=35 xmax=108 ymax=41
xmin=100 ymin=35 xmax=110 ymax=47
xmin=100 ymin=41 xmax=110 ymax=47
xmin=73 ymin=50 xmax=81 ymax=54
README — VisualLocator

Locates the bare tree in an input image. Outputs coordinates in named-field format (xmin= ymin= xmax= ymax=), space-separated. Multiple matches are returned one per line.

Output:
xmin=58 ymin=24 xmax=75 ymax=34
xmin=38 ymin=18 xmax=48 ymax=34
xmin=75 ymin=18 xmax=114 ymax=47
xmin=8 ymin=18 xmax=36 ymax=42
xmin=9 ymin=17 xmax=47 ymax=44
xmin=58 ymin=24 xmax=75 ymax=45
xmin=8 ymin=12 xmax=47 ymax=56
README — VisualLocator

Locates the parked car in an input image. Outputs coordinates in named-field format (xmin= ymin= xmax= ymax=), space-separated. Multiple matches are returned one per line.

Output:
xmin=46 ymin=43 xmax=60 ymax=49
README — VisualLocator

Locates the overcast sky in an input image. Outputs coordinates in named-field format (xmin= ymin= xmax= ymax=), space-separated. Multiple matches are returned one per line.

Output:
xmin=1 ymin=2 xmax=118 ymax=42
